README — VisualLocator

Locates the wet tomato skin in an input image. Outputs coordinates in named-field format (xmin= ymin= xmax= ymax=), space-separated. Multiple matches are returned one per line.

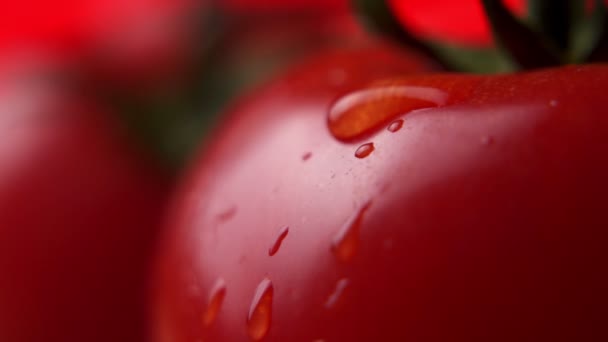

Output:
xmin=152 ymin=44 xmax=438 ymax=342
xmin=0 ymin=68 xmax=171 ymax=341
xmin=153 ymin=45 xmax=608 ymax=342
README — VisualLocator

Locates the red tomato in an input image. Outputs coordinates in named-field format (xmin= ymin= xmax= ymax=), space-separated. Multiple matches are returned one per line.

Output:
xmin=390 ymin=0 xmax=525 ymax=46
xmin=390 ymin=0 xmax=608 ymax=46
xmin=0 ymin=0 xmax=193 ymax=52
xmin=0 ymin=0 xmax=199 ymax=88
xmin=152 ymin=45 xmax=608 ymax=341
xmin=152 ymin=44 xmax=435 ymax=341
xmin=0 ymin=60 xmax=170 ymax=341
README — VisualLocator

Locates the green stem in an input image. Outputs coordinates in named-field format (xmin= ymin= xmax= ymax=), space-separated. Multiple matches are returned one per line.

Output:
xmin=481 ymin=0 xmax=561 ymax=68
xmin=528 ymin=0 xmax=572 ymax=51
xmin=352 ymin=0 xmax=448 ymax=69
xmin=353 ymin=0 xmax=519 ymax=73
xmin=587 ymin=0 xmax=608 ymax=62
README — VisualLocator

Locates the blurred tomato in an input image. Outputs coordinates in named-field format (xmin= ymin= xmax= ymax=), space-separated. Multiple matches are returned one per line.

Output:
xmin=0 ymin=58 xmax=170 ymax=341
xmin=0 ymin=1 xmax=182 ymax=49
xmin=220 ymin=0 xmax=348 ymax=13
xmin=219 ymin=0 xmax=525 ymax=46
xmin=390 ymin=0 xmax=525 ymax=45
xmin=0 ymin=0 xmax=202 ymax=88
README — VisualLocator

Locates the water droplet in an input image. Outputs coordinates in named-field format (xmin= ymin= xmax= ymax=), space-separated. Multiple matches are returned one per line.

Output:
xmin=202 ymin=278 xmax=227 ymax=327
xmin=247 ymin=278 xmax=274 ymax=341
xmin=328 ymin=85 xmax=448 ymax=140
xmin=217 ymin=206 xmax=237 ymax=222
xmin=354 ymin=143 xmax=374 ymax=159
xmin=331 ymin=201 xmax=372 ymax=262
xmin=302 ymin=152 xmax=312 ymax=161
xmin=480 ymin=135 xmax=494 ymax=145
xmin=324 ymin=278 xmax=350 ymax=309
xmin=387 ymin=119 xmax=404 ymax=132
xmin=268 ymin=226 xmax=289 ymax=256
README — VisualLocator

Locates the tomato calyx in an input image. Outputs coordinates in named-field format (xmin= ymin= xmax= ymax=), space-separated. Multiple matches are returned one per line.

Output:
xmin=481 ymin=0 xmax=561 ymax=69
xmin=483 ymin=0 xmax=608 ymax=67
xmin=355 ymin=0 xmax=608 ymax=73
xmin=351 ymin=0 xmax=450 ymax=69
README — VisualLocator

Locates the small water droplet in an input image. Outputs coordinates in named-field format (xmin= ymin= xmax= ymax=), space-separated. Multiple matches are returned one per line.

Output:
xmin=354 ymin=143 xmax=374 ymax=159
xmin=328 ymin=85 xmax=448 ymax=140
xmin=324 ymin=278 xmax=350 ymax=309
xmin=331 ymin=201 xmax=372 ymax=262
xmin=387 ymin=119 xmax=404 ymax=132
xmin=202 ymin=278 xmax=227 ymax=327
xmin=549 ymin=99 xmax=558 ymax=107
xmin=217 ymin=206 xmax=237 ymax=222
xmin=302 ymin=152 xmax=312 ymax=161
xmin=480 ymin=135 xmax=494 ymax=145
xmin=247 ymin=278 xmax=274 ymax=341
xmin=268 ymin=226 xmax=289 ymax=256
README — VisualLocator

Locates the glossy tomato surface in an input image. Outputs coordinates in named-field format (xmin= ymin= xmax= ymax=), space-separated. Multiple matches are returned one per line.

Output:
xmin=0 ymin=64 xmax=170 ymax=341
xmin=153 ymin=45 xmax=608 ymax=341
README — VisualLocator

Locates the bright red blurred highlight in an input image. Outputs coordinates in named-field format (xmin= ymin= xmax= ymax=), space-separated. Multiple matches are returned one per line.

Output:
xmin=390 ymin=0 xmax=525 ymax=46
xmin=0 ymin=0 xmax=192 ymax=54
